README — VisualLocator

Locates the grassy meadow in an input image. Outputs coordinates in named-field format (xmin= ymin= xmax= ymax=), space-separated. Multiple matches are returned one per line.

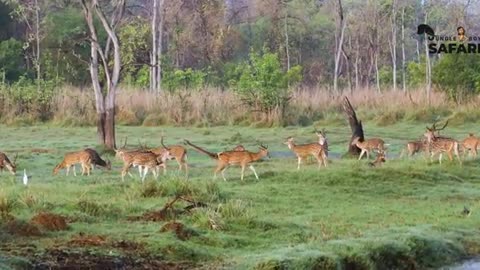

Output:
xmin=0 ymin=123 xmax=480 ymax=269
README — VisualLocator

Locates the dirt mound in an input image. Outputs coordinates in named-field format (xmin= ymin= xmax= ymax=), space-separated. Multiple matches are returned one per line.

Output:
xmin=4 ymin=219 xmax=42 ymax=237
xmin=112 ymin=240 xmax=144 ymax=252
xmin=160 ymin=222 xmax=196 ymax=241
xmin=69 ymin=233 xmax=107 ymax=247
xmin=30 ymin=212 xmax=68 ymax=231
xmin=32 ymin=249 xmax=191 ymax=270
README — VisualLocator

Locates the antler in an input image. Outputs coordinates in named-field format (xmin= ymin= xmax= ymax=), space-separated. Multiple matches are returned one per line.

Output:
xmin=161 ymin=136 xmax=170 ymax=150
xmin=432 ymin=120 xmax=449 ymax=132
xmin=121 ymin=136 xmax=128 ymax=149
xmin=13 ymin=153 xmax=18 ymax=164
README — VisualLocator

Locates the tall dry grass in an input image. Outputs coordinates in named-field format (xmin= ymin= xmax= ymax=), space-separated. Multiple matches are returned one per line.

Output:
xmin=2 ymin=85 xmax=480 ymax=127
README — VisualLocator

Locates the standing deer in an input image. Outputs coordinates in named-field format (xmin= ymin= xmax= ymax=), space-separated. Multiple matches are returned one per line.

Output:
xmin=461 ymin=133 xmax=479 ymax=158
xmin=53 ymin=151 xmax=92 ymax=176
xmin=0 ymin=152 xmax=17 ymax=175
xmin=184 ymin=140 xmax=268 ymax=181
xmin=399 ymin=140 xmax=428 ymax=159
xmin=351 ymin=136 xmax=387 ymax=160
xmin=423 ymin=120 xmax=462 ymax=164
xmin=148 ymin=137 xmax=188 ymax=177
xmin=115 ymin=138 xmax=171 ymax=181
xmin=315 ymin=128 xmax=329 ymax=157
xmin=284 ymin=137 xmax=327 ymax=169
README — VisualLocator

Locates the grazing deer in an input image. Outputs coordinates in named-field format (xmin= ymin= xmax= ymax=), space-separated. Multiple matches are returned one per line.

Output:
xmin=0 ymin=152 xmax=17 ymax=175
xmin=53 ymin=151 xmax=92 ymax=176
xmin=399 ymin=140 xmax=428 ymax=159
xmin=424 ymin=120 xmax=462 ymax=164
xmin=351 ymin=136 xmax=387 ymax=160
xmin=148 ymin=138 xmax=188 ymax=177
xmin=461 ymin=133 xmax=479 ymax=158
xmin=184 ymin=140 xmax=268 ymax=181
xmin=368 ymin=150 xmax=386 ymax=167
xmin=84 ymin=148 xmax=111 ymax=171
xmin=284 ymin=137 xmax=327 ymax=169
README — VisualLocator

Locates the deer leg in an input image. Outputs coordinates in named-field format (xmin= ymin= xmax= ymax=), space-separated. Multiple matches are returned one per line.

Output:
xmin=366 ymin=150 xmax=370 ymax=160
xmin=183 ymin=159 xmax=189 ymax=179
xmin=214 ymin=164 xmax=225 ymax=180
xmin=142 ymin=167 xmax=149 ymax=183
xmin=249 ymin=165 xmax=259 ymax=180
xmin=66 ymin=166 xmax=70 ymax=176
xmin=153 ymin=167 xmax=158 ymax=180
xmin=358 ymin=150 xmax=365 ymax=160
xmin=122 ymin=164 xmax=131 ymax=182
xmin=138 ymin=166 xmax=143 ymax=177
xmin=297 ymin=157 xmax=302 ymax=170
xmin=73 ymin=165 xmax=77 ymax=176
xmin=241 ymin=165 xmax=246 ymax=181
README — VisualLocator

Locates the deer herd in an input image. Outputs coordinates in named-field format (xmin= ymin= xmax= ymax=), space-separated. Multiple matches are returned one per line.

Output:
xmin=0 ymin=120 xmax=477 ymax=182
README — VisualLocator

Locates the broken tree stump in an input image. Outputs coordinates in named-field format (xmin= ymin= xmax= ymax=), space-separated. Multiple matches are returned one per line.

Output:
xmin=342 ymin=96 xmax=364 ymax=157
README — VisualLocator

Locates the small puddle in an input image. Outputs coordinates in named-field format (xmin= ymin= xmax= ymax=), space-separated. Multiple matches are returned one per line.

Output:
xmin=440 ymin=259 xmax=480 ymax=270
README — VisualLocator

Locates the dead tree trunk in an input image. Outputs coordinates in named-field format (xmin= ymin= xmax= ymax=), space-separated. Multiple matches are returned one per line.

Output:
xmin=342 ymin=96 xmax=364 ymax=156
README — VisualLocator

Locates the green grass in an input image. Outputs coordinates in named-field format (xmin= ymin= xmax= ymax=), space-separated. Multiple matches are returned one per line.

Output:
xmin=0 ymin=124 xmax=479 ymax=269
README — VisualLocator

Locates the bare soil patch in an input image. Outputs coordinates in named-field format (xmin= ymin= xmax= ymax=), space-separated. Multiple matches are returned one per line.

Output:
xmin=3 ymin=219 xmax=42 ymax=237
xmin=30 ymin=212 xmax=69 ymax=231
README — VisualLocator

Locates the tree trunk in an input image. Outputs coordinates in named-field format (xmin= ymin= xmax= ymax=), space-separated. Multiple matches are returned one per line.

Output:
xmin=391 ymin=0 xmax=397 ymax=91
xmin=81 ymin=0 xmax=123 ymax=149
xmin=333 ymin=0 xmax=345 ymax=93
xmin=401 ymin=6 xmax=406 ymax=92
xmin=34 ymin=0 xmax=41 ymax=91
xmin=343 ymin=96 xmax=364 ymax=157
xmin=375 ymin=52 xmax=380 ymax=93
xmin=151 ymin=0 xmax=158 ymax=92
xmin=424 ymin=13 xmax=431 ymax=105
xmin=156 ymin=0 xmax=164 ymax=94
xmin=354 ymin=37 xmax=359 ymax=91
xmin=284 ymin=8 xmax=290 ymax=71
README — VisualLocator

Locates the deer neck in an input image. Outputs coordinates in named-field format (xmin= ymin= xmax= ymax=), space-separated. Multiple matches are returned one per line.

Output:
xmin=252 ymin=150 xmax=267 ymax=161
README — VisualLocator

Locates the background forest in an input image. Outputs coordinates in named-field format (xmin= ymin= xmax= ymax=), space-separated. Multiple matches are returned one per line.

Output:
xmin=1 ymin=0 xmax=480 ymax=128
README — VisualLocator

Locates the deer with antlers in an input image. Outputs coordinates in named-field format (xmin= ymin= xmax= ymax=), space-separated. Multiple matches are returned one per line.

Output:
xmin=284 ymin=137 xmax=327 ymax=169
xmin=351 ymin=136 xmax=387 ymax=160
xmin=147 ymin=138 xmax=188 ymax=177
xmin=424 ymin=120 xmax=462 ymax=164
xmin=184 ymin=140 xmax=269 ymax=181
xmin=115 ymin=137 xmax=172 ymax=182
xmin=0 ymin=152 xmax=17 ymax=175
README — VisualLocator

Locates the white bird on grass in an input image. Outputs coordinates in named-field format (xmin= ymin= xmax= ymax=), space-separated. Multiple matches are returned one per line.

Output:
xmin=23 ymin=169 xmax=29 ymax=186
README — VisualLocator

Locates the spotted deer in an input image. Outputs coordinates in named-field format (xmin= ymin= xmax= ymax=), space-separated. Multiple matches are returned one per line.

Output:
xmin=368 ymin=150 xmax=386 ymax=167
xmin=284 ymin=137 xmax=327 ymax=169
xmin=399 ymin=140 xmax=428 ymax=159
xmin=116 ymin=138 xmax=171 ymax=182
xmin=424 ymin=120 xmax=462 ymax=164
xmin=315 ymin=128 xmax=329 ymax=157
xmin=148 ymin=138 xmax=188 ymax=177
xmin=53 ymin=150 xmax=92 ymax=176
xmin=351 ymin=136 xmax=387 ymax=160
xmin=0 ymin=152 xmax=17 ymax=175
xmin=461 ymin=133 xmax=480 ymax=158
xmin=184 ymin=140 xmax=268 ymax=181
